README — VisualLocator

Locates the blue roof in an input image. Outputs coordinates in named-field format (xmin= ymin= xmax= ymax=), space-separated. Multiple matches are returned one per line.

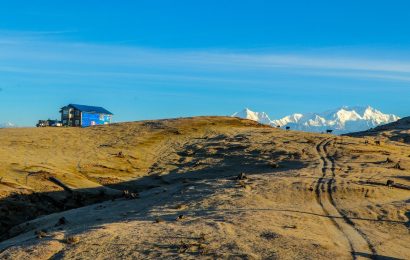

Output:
xmin=68 ymin=104 xmax=113 ymax=115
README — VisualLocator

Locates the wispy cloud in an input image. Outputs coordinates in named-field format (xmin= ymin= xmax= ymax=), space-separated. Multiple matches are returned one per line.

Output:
xmin=1 ymin=31 xmax=410 ymax=84
xmin=2 ymin=31 xmax=410 ymax=126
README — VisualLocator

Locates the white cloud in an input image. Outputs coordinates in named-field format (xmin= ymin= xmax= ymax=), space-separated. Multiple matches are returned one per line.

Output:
xmin=1 ymin=31 xmax=410 ymax=83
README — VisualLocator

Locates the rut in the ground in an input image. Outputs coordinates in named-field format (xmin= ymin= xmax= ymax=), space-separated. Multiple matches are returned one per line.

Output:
xmin=314 ymin=138 xmax=376 ymax=260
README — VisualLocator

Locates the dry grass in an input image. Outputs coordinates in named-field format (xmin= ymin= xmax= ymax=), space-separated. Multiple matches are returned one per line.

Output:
xmin=0 ymin=116 xmax=409 ymax=259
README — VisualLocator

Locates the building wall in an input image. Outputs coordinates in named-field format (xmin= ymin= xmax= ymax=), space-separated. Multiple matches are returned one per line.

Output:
xmin=61 ymin=107 xmax=72 ymax=126
xmin=81 ymin=112 xmax=112 ymax=127
xmin=61 ymin=107 xmax=82 ymax=127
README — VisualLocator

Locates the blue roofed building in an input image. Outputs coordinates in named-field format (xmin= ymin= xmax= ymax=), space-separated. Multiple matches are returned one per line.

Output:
xmin=60 ymin=104 xmax=113 ymax=127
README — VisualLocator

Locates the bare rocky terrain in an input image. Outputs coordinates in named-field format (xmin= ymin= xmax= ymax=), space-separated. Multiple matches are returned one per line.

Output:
xmin=0 ymin=116 xmax=409 ymax=259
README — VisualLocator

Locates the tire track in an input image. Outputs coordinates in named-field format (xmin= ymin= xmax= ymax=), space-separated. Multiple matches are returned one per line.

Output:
xmin=314 ymin=139 xmax=355 ymax=259
xmin=323 ymin=140 xmax=377 ymax=258
xmin=315 ymin=139 xmax=330 ymax=207
xmin=315 ymin=138 xmax=377 ymax=259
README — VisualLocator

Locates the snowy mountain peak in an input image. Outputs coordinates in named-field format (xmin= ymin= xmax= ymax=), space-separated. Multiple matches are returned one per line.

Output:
xmin=232 ymin=106 xmax=400 ymax=134
xmin=334 ymin=108 xmax=361 ymax=123
xmin=231 ymin=108 xmax=273 ymax=125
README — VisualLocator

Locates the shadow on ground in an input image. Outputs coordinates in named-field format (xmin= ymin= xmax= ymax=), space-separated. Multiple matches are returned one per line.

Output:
xmin=0 ymin=139 xmax=306 ymax=242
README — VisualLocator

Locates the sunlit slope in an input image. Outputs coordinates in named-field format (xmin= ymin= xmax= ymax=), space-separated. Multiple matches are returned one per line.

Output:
xmin=0 ymin=117 xmax=266 ymax=195
xmin=0 ymin=116 xmax=409 ymax=259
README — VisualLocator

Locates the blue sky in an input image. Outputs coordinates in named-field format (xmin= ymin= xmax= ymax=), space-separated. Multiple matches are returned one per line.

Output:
xmin=1 ymin=1 xmax=410 ymax=126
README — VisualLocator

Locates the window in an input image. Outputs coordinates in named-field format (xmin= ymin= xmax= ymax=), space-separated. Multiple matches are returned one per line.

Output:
xmin=75 ymin=110 xmax=80 ymax=116
xmin=63 ymin=110 xmax=69 ymax=115
xmin=75 ymin=120 xmax=80 ymax=126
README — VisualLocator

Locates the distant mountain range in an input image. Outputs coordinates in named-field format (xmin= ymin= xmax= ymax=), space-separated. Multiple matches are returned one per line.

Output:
xmin=232 ymin=106 xmax=400 ymax=134
xmin=0 ymin=122 xmax=16 ymax=128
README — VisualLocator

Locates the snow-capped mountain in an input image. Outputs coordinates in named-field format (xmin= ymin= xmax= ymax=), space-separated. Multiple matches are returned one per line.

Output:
xmin=231 ymin=108 xmax=274 ymax=125
xmin=232 ymin=106 xmax=400 ymax=134
xmin=0 ymin=122 xmax=16 ymax=128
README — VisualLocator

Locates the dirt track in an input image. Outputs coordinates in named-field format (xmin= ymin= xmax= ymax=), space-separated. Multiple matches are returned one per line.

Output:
xmin=315 ymin=139 xmax=376 ymax=259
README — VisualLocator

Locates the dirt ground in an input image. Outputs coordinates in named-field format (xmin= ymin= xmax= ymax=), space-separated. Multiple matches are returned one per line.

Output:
xmin=0 ymin=117 xmax=409 ymax=259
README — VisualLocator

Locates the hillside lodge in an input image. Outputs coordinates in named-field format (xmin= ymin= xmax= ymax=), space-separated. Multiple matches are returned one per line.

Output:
xmin=60 ymin=104 xmax=113 ymax=127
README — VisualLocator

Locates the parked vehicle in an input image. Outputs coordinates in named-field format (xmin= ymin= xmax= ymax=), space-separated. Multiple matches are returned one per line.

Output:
xmin=36 ymin=119 xmax=62 ymax=127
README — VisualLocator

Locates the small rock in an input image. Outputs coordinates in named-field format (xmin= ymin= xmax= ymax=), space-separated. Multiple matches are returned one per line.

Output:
xmin=283 ymin=225 xmax=297 ymax=229
xmin=269 ymin=162 xmax=279 ymax=168
xmin=176 ymin=214 xmax=185 ymax=221
xmin=35 ymin=229 xmax=47 ymax=239
xmin=236 ymin=173 xmax=247 ymax=180
xmin=385 ymin=157 xmax=394 ymax=163
xmin=123 ymin=190 xmax=139 ymax=199
xmin=386 ymin=179 xmax=395 ymax=187
xmin=64 ymin=235 xmax=79 ymax=244
xmin=393 ymin=162 xmax=404 ymax=170
xmin=55 ymin=217 xmax=68 ymax=226
xmin=155 ymin=217 xmax=164 ymax=223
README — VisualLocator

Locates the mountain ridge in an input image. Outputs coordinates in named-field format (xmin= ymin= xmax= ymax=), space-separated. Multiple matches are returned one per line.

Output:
xmin=232 ymin=106 xmax=399 ymax=134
